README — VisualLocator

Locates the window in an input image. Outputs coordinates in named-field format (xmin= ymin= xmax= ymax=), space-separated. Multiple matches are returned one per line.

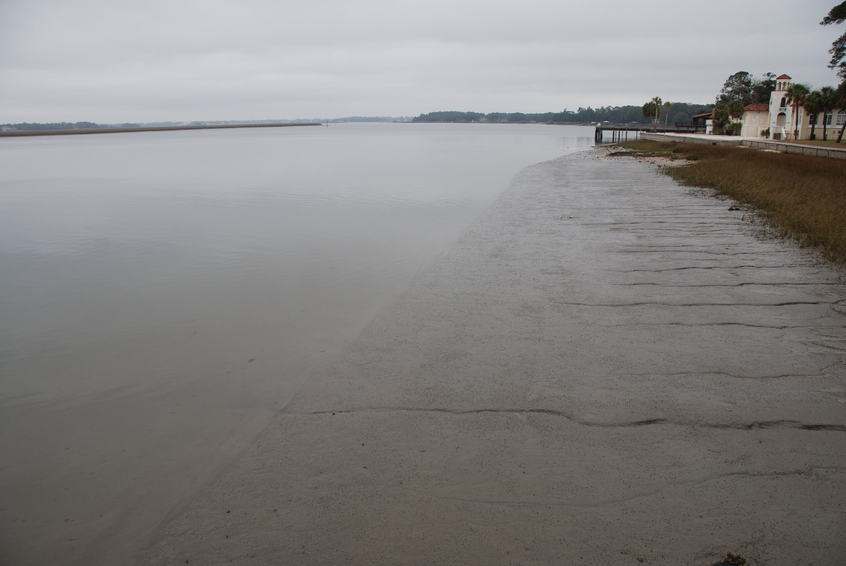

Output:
xmin=837 ymin=112 xmax=846 ymax=126
xmin=825 ymin=113 xmax=833 ymax=125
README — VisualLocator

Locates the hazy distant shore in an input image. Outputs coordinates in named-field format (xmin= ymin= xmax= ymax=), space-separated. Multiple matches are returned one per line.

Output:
xmin=0 ymin=122 xmax=323 ymax=137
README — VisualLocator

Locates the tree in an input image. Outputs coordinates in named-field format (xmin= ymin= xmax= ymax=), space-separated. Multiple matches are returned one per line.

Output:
xmin=642 ymin=101 xmax=657 ymax=125
xmin=662 ymin=101 xmax=672 ymax=126
xmin=728 ymin=99 xmax=746 ymax=120
xmin=711 ymin=104 xmax=730 ymax=135
xmin=718 ymin=71 xmax=754 ymax=104
xmin=784 ymin=83 xmax=810 ymax=139
xmin=818 ymin=86 xmax=838 ymax=140
xmin=710 ymin=99 xmax=746 ymax=135
xmin=751 ymin=72 xmax=777 ymax=104
xmin=804 ymin=91 xmax=824 ymax=139
xmin=835 ymin=82 xmax=846 ymax=142
xmin=717 ymin=71 xmax=777 ymax=106
xmin=416 ymin=103 xmax=713 ymax=126
xmin=821 ymin=1 xmax=846 ymax=79
xmin=651 ymin=96 xmax=664 ymax=128
xmin=642 ymin=96 xmax=663 ymax=129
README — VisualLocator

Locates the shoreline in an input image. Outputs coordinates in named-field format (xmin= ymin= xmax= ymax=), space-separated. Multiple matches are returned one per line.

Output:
xmin=0 ymin=126 xmax=581 ymax=566
xmin=606 ymin=138 xmax=846 ymax=264
xmin=140 ymin=151 xmax=846 ymax=565
xmin=0 ymin=122 xmax=323 ymax=138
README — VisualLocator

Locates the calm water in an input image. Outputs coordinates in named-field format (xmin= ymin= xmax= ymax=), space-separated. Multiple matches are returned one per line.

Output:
xmin=0 ymin=123 xmax=592 ymax=404
xmin=0 ymin=122 xmax=593 ymax=563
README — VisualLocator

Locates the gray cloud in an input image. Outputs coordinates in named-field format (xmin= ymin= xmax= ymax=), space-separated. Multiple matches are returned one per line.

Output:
xmin=1 ymin=0 xmax=841 ymax=122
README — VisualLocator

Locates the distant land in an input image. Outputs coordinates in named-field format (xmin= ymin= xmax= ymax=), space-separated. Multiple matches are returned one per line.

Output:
xmin=412 ymin=103 xmax=711 ymax=125
xmin=0 ymin=116 xmax=410 ymax=134
xmin=1 ymin=103 xmax=713 ymax=134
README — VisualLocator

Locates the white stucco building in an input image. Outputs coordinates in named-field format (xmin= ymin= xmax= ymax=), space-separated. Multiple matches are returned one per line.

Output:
xmin=740 ymin=103 xmax=769 ymax=138
xmin=740 ymin=74 xmax=845 ymax=140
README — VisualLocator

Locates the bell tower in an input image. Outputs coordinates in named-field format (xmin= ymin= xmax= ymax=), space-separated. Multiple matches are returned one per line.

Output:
xmin=769 ymin=74 xmax=792 ymax=140
xmin=774 ymin=74 xmax=792 ymax=92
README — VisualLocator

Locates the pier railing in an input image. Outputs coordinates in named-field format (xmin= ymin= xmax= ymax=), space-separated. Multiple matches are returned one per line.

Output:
xmin=594 ymin=124 xmax=704 ymax=143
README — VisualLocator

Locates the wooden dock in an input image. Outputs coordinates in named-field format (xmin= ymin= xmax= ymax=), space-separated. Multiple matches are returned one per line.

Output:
xmin=594 ymin=124 xmax=703 ymax=144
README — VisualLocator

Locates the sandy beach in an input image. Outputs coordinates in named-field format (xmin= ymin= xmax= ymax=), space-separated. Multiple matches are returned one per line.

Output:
xmin=137 ymin=149 xmax=846 ymax=565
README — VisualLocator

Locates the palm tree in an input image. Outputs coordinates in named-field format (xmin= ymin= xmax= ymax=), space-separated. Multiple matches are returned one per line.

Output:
xmin=642 ymin=101 xmax=657 ymax=127
xmin=804 ymin=91 xmax=823 ymax=140
xmin=642 ymin=97 xmax=663 ymax=130
xmin=784 ymin=83 xmax=810 ymax=139
xmin=819 ymin=86 xmax=837 ymax=140
xmin=651 ymin=96 xmax=663 ymax=129
xmin=835 ymin=82 xmax=846 ymax=143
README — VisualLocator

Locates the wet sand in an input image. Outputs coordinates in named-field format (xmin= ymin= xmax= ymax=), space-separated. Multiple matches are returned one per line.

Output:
xmin=139 ymin=150 xmax=846 ymax=565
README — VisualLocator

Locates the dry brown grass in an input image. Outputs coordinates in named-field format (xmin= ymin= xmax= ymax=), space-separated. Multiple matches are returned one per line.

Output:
xmin=783 ymin=138 xmax=846 ymax=148
xmin=616 ymin=140 xmax=846 ymax=264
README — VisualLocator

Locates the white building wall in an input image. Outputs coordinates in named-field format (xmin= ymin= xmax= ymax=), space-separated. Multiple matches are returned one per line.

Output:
xmin=821 ymin=109 xmax=846 ymax=140
xmin=759 ymin=75 xmax=845 ymax=141
xmin=741 ymin=111 xmax=769 ymax=138
xmin=769 ymin=88 xmax=794 ymax=140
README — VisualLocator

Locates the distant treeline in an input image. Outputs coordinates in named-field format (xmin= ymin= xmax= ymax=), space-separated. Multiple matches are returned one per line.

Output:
xmin=413 ymin=103 xmax=712 ymax=126
xmin=0 ymin=117 xmax=418 ymax=131
xmin=1 ymin=121 xmax=140 ymax=131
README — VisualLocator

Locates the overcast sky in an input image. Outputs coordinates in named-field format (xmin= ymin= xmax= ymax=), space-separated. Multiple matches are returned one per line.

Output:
xmin=0 ymin=0 xmax=842 ymax=123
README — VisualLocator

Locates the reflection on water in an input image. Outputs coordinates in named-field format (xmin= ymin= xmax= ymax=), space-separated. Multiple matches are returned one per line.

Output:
xmin=0 ymin=123 xmax=592 ymax=404
xmin=0 ymin=122 xmax=593 ymax=564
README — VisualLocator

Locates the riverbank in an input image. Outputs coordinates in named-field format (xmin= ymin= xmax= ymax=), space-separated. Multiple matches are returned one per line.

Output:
xmin=637 ymin=133 xmax=846 ymax=160
xmin=141 ymin=150 xmax=846 ymax=565
xmin=613 ymin=139 xmax=846 ymax=264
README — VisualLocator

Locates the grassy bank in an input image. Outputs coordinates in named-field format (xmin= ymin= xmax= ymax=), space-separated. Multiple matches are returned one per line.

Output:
xmin=786 ymin=139 xmax=846 ymax=148
xmin=615 ymin=139 xmax=846 ymax=264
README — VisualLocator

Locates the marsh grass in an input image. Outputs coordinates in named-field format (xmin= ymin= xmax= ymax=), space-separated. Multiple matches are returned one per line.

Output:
xmin=785 ymin=139 xmax=846 ymax=148
xmin=616 ymin=140 xmax=846 ymax=264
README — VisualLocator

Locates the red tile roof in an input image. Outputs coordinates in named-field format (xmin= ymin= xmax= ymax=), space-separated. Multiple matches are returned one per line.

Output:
xmin=776 ymin=74 xmax=792 ymax=80
xmin=743 ymin=103 xmax=769 ymax=112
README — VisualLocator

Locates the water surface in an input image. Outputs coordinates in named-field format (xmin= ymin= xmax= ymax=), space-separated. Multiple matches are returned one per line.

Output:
xmin=0 ymin=122 xmax=593 ymax=563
